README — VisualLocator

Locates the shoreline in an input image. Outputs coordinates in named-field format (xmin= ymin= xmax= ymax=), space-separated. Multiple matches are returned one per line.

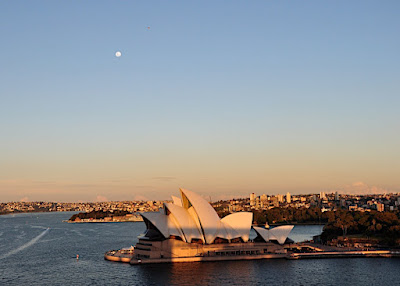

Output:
xmin=0 ymin=210 xmax=78 ymax=216
xmin=65 ymin=219 xmax=143 ymax=223
xmin=268 ymin=222 xmax=326 ymax=226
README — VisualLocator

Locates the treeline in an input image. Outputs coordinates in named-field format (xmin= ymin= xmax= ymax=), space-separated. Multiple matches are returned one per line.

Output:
xmin=250 ymin=207 xmax=327 ymax=225
xmin=321 ymin=210 xmax=400 ymax=246
xmin=69 ymin=210 xmax=130 ymax=221
xmin=0 ymin=208 xmax=50 ymax=216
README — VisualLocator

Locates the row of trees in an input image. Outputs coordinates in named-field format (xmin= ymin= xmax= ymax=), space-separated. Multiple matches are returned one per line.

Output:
xmin=69 ymin=210 xmax=130 ymax=221
xmin=251 ymin=207 xmax=327 ymax=225
xmin=321 ymin=210 xmax=400 ymax=246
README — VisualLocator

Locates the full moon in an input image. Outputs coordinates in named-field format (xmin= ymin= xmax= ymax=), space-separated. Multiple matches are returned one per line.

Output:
xmin=115 ymin=51 xmax=122 ymax=57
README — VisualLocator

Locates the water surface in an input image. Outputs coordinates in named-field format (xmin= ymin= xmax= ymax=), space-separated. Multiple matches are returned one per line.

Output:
xmin=0 ymin=212 xmax=398 ymax=285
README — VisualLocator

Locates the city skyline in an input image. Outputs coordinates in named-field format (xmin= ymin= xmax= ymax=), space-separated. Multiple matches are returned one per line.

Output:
xmin=1 ymin=1 xmax=399 ymax=202
xmin=0 ymin=181 xmax=396 ymax=203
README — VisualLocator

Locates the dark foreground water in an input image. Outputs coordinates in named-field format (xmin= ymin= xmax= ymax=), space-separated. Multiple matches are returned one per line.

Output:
xmin=0 ymin=212 xmax=399 ymax=286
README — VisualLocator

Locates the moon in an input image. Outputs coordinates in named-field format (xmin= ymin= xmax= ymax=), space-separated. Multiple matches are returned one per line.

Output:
xmin=115 ymin=51 xmax=122 ymax=57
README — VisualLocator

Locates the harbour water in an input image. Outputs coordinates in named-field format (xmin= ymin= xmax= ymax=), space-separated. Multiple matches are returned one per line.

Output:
xmin=1 ymin=212 xmax=399 ymax=285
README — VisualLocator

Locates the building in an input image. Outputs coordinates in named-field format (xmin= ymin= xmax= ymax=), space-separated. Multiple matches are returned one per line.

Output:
xmin=250 ymin=193 xmax=256 ymax=206
xmin=270 ymin=196 xmax=279 ymax=207
xmin=105 ymin=188 xmax=294 ymax=264
xmin=376 ymin=202 xmax=384 ymax=212
xmin=286 ymin=192 xmax=291 ymax=204
xmin=260 ymin=194 xmax=268 ymax=208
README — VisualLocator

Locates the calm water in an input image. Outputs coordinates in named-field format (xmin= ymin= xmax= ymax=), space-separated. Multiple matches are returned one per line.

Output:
xmin=1 ymin=212 xmax=399 ymax=286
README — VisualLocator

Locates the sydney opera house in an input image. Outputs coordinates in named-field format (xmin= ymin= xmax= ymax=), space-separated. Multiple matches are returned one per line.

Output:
xmin=105 ymin=188 xmax=294 ymax=264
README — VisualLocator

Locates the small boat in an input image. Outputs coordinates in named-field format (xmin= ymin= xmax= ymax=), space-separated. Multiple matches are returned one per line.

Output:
xmin=286 ymin=253 xmax=299 ymax=260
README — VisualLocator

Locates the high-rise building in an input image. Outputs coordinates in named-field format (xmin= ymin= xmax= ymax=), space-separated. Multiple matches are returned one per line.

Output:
xmin=286 ymin=192 xmax=291 ymax=204
xmin=335 ymin=191 xmax=339 ymax=201
xmin=376 ymin=202 xmax=384 ymax=212
xmin=250 ymin=193 xmax=256 ymax=206
xmin=260 ymin=194 xmax=268 ymax=208
xmin=277 ymin=194 xmax=284 ymax=203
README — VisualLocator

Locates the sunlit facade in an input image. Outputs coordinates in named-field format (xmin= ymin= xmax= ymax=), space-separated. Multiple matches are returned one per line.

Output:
xmin=125 ymin=188 xmax=294 ymax=264
xmin=140 ymin=188 xmax=253 ymax=244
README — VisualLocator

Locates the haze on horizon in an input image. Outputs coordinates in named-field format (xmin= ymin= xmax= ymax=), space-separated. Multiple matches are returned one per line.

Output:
xmin=1 ymin=1 xmax=399 ymax=203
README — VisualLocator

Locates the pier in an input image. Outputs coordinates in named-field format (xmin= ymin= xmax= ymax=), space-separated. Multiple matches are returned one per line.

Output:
xmin=287 ymin=250 xmax=394 ymax=260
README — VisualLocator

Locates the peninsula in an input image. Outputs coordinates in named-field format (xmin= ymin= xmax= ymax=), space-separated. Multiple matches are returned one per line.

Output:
xmin=68 ymin=210 xmax=143 ymax=223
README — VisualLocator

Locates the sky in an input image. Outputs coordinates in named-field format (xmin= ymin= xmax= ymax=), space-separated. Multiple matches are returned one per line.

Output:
xmin=1 ymin=1 xmax=399 ymax=202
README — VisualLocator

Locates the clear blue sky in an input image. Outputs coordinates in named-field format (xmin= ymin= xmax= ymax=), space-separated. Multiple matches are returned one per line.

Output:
xmin=1 ymin=1 xmax=399 ymax=202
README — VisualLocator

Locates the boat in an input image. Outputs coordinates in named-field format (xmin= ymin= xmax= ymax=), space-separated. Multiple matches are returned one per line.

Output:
xmin=104 ymin=247 xmax=136 ymax=263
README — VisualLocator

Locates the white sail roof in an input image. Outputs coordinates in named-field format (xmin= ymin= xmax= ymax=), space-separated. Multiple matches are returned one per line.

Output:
xmin=180 ymin=188 xmax=221 ymax=244
xmin=171 ymin=195 xmax=182 ymax=207
xmin=141 ymin=188 xmax=255 ymax=244
xmin=164 ymin=202 xmax=203 ymax=243
xmin=253 ymin=225 xmax=294 ymax=245
xmin=269 ymin=225 xmax=294 ymax=244
xmin=141 ymin=210 xmax=181 ymax=239
xmin=141 ymin=211 xmax=169 ymax=238
xmin=220 ymin=212 xmax=253 ymax=242
xmin=215 ymin=221 xmax=241 ymax=241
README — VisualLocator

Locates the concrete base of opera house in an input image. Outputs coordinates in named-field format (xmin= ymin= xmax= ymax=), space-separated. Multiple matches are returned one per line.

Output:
xmin=105 ymin=238 xmax=290 ymax=265
xmin=130 ymin=253 xmax=289 ymax=264
xmin=105 ymin=249 xmax=288 ymax=265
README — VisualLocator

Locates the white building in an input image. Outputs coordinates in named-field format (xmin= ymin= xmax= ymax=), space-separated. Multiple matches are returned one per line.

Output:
xmin=105 ymin=189 xmax=295 ymax=264
xmin=250 ymin=193 xmax=256 ymax=206
xmin=286 ymin=192 xmax=291 ymax=204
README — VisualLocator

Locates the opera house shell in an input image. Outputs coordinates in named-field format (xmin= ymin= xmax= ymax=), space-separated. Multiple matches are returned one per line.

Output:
xmin=106 ymin=188 xmax=294 ymax=264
